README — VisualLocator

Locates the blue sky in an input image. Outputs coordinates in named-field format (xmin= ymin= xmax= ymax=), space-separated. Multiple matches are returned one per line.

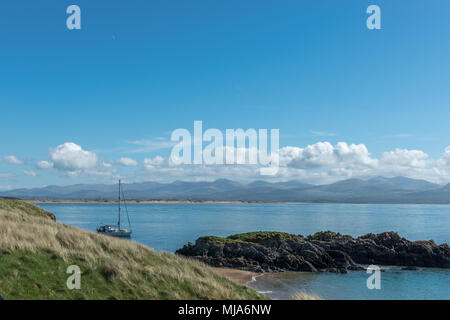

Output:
xmin=1 ymin=1 xmax=450 ymax=188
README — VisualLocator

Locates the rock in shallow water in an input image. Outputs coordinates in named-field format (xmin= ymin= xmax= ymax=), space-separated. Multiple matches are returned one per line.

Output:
xmin=176 ymin=231 xmax=450 ymax=273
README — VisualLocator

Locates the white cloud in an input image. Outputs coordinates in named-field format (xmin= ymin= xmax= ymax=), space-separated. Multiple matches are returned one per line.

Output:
xmin=36 ymin=160 xmax=53 ymax=169
xmin=102 ymin=162 xmax=113 ymax=168
xmin=334 ymin=142 xmax=377 ymax=167
xmin=437 ymin=146 xmax=450 ymax=167
xmin=143 ymin=156 xmax=165 ymax=168
xmin=49 ymin=142 xmax=98 ymax=171
xmin=140 ymin=161 xmax=259 ymax=183
xmin=8 ymin=140 xmax=450 ymax=185
xmin=280 ymin=142 xmax=377 ymax=169
xmin=133 ymin=143 xmax=450 ymax=185
xmin=381 ymin=148 xmax=429 ymax=168
xmin=117 ymin=157 xmax=138 ymax=167
xmin=4 ymin=155 xmax=24 ymax=165
xmin=23 ymin=170 xmax=37 ymax=177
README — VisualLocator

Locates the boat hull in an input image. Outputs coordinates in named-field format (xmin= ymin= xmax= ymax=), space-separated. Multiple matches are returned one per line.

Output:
xmin=97 ymin=230 xmax=132 ymax=237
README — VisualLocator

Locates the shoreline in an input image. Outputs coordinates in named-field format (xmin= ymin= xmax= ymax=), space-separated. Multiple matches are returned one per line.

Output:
xmin=25 ymin=199 xmax=274 ymax=204
xmin=211 ymin=267 xmax=263 ymax=285
xmin=17 ymin=197 xmax=450 ymax=206
xmin=18 ymin=199 xmax=450 ymax=205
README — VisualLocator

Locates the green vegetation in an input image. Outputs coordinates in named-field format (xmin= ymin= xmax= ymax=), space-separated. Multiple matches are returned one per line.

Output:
xmin=0 ymin=198 xmax=264 ymax=300
xmin=201 ymin=231 xmax=299 ymax=245
xmin=206 ymin=230 xmax=347 ymax=244
xmin=198 ymin=235 xmax=248 ymax=245
xmin=228 ymin=231 xmax=297 ymax=243
xmin=203 ymin=230 xmax=346 ymax=244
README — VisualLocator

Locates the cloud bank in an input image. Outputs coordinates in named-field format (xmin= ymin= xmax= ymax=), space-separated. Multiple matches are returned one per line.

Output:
xmin=7 ymin=141 xmax=450 ymax=185
xmin=136 ymin=142 xmax=450 ymax=184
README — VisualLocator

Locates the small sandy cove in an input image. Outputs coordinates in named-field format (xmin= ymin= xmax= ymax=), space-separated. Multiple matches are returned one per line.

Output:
xmin=212 ymin=267 xmax=262 ymax=285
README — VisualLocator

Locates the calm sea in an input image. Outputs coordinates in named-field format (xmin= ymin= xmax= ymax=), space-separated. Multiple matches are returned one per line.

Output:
xmin=36 ymin=203 xmax=450 ymax=300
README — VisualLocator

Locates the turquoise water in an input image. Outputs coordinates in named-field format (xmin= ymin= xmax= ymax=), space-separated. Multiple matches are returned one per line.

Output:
xmin=36 ymin=203 xmax=450 ymax=300
xmin=246 ymin=267 xmax=450 ymax=300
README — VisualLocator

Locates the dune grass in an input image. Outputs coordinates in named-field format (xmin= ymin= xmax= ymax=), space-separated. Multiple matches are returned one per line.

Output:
xmin=0 ymin=198 xmax=264 ymax=300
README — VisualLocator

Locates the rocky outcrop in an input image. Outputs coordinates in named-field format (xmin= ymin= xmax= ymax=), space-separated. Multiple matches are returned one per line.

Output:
xmin=176 ymin=231 xmax=450 ymax=273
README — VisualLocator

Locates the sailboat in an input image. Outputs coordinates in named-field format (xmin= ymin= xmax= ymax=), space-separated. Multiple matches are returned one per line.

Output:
xmin=96 ymin=180 xmax=132 ymax=237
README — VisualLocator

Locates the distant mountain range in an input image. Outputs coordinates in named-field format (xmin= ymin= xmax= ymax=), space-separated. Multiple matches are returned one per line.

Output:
xmin=2 ymin=176 xmax=450 ymax=204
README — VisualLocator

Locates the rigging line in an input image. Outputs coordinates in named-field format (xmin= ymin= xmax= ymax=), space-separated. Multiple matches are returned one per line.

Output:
xmin=121 ymin=187 xmax=132 ymax=231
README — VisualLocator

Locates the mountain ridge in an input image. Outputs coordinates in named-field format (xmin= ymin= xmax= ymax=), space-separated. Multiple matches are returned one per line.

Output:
xmin=1 ymin=176 xmax=449 ymax=204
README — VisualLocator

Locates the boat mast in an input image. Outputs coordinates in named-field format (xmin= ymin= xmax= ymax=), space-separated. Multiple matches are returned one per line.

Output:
xmin=118 ymin=179 xmax=121 ymax=229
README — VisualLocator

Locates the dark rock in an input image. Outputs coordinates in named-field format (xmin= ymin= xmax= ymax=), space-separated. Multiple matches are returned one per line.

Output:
xmin=176 ymin=231 xmax=450 ymax=273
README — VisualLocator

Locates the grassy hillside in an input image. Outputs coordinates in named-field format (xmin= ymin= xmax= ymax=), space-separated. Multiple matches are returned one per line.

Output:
xmin=0 ymin=198 xmax=263 ymax=300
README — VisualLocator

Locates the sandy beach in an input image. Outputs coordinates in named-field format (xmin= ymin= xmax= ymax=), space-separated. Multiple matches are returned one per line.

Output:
xmin=212 ymin=267 xmax=262 ymax=285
